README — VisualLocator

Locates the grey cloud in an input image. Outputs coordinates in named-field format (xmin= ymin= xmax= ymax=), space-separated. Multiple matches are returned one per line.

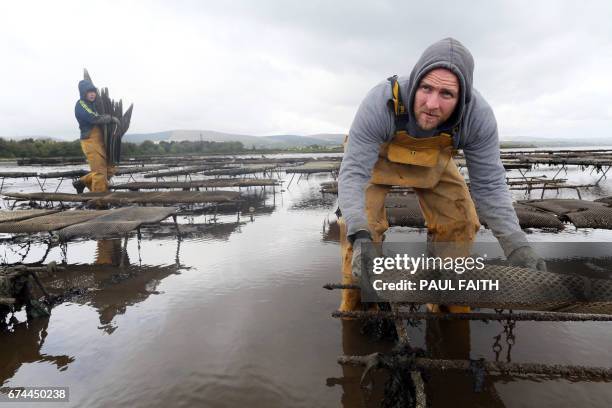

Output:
xmin=0 ymin=0 xmax=611 ymax=140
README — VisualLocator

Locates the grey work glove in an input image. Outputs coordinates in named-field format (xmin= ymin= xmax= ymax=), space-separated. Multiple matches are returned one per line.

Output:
xmin=111 ymin=116 xmax=121 ymax=126
xmin=350 ymin=231 xmax=377 ymax=280
xmin=93 ymin=114 xmax=112 ymax=124
xmin=507 ymin=246 xmax=547 ymax=271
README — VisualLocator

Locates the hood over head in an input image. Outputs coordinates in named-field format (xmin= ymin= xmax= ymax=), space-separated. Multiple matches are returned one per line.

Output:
xmin=78 ymin=79 xmax=97 ymax=100
xmin=403 ymin=37 xmax=474 ymax=136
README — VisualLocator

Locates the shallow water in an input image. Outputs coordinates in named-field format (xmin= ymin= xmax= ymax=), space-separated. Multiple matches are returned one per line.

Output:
xmin=1 ymin=154 xmax=612 ymax=407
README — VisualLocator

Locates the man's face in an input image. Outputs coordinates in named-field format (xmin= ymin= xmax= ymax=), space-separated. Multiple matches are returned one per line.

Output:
xmin=413 ymin=68 xmax=460 ymax=131
xmin=85 ymin=91 xmax=97 ymax=102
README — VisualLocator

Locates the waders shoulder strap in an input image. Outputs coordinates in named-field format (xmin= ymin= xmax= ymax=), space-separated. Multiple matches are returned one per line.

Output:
xmin=386 ymin=75 xmax=409 ymax=130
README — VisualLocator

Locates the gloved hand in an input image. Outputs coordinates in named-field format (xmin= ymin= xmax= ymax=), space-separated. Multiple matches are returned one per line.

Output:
xmin=507 ymin=246 xmax=547 ymax=271
xmin=93 ymin=114 xmax=112 ymax=124
xmin=111 ymin=116 xmax=121 ymax=126
xmin=350 ymin=230 xmax=377 ymax=280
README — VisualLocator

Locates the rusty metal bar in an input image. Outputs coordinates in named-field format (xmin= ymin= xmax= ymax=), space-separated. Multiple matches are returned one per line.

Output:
xmin=332 ymin=310 xmax=612 ymax=322
xmin=323 ymin=283 xmax=360 ymax=290
xmin=2 ymin=262 xmax=62 ymax=275
xmin=338 ymin=354 xmax=612 ymax=380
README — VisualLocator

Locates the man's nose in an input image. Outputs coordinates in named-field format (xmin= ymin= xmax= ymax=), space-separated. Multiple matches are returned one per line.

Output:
xmin=425 ymin=94 xmax=440 ymax=110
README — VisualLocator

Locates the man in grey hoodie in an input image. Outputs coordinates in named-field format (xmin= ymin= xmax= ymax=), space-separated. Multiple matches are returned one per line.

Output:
xmin=337 ymin=38 xmax=545 ymax=312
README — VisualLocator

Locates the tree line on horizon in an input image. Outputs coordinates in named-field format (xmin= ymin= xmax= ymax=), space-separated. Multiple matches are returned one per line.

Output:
xmin=0 ymin=137 xmax=247 ymax=158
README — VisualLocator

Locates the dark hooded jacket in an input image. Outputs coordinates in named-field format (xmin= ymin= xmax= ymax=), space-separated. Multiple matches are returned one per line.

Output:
xmin=74 ymin=79 xmax=111 ymax=139
xmin=338 ymin=38 xmax=528 ymax=256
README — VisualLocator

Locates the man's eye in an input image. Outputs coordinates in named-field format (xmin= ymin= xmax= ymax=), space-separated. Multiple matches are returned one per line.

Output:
xmin=421 ymin=85 xmax=431 ymax=91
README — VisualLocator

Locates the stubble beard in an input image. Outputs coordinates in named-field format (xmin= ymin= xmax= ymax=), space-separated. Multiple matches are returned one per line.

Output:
xmin=416 ymin=112 xmax=440 ymax=131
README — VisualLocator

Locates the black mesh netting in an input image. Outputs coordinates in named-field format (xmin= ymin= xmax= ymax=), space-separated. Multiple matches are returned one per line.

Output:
xmin=57 ymin=207 xmax=176 ymax=239
xmin=0 ymin=210 xmax=110 ymax=233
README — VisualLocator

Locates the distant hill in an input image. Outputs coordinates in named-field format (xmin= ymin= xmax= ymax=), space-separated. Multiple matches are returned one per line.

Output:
xmin=123 ymin=130 xmax=345 ymax=148
xmin=309 ymin=133 xmax=347 ymax=144
xmin=261 ymin=134 xmax=344 ymax=147
xmin=122 ymin=131 xmax=173 ymax=144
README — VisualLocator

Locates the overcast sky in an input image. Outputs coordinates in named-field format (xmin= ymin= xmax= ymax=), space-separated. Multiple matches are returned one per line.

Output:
xmin=1 ymin=0 xmax=611 ymax=140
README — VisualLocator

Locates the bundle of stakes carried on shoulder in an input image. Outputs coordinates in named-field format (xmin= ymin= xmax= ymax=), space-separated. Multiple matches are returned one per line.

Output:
xmin=84 ymin=68 xmax=133 ymax=165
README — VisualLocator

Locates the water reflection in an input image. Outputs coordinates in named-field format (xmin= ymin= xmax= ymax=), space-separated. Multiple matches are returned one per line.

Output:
xmin=291 ymin=193 xmax=337 ymax=211
xmin=328 ymin=316 xmax=509 ymax=407
xmin=322 ymin=219 xmax=340 ymax=242
xmin=142 ymin=221 xmax=243 ymax=242
xmin=95 ymin=239 xmax=125 ymax=266
xmin=0 ymin=317 xmax=74 ymax=385
xmin=44 ymin=260 xmax=181 ymax=335
xmin=329 ymin=320 xmax=393 ymax=407
xmin=424 ymin=319 xmax=506 ymax=407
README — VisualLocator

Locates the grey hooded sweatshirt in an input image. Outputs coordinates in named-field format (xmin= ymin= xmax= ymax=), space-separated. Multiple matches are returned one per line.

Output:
xmin=338 ymin=38 xmax=529 ymax=256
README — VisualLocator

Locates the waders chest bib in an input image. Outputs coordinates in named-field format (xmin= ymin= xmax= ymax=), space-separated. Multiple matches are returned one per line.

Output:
xmin=371 ymin=131 xmax=454 ymax=189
